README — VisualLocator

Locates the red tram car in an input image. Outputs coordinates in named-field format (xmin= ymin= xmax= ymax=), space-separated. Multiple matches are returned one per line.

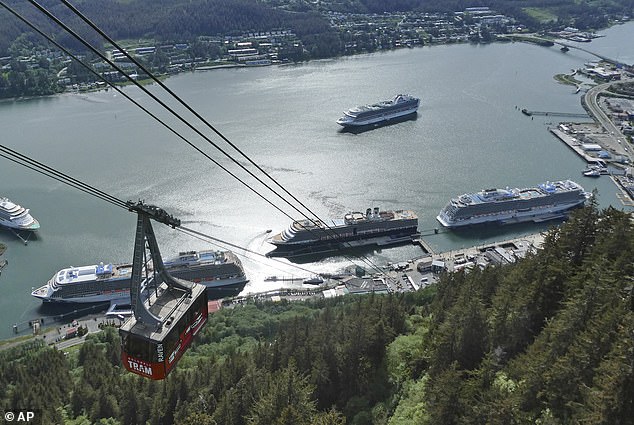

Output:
xmin=120 ymin=284 xmax=208 ymax=380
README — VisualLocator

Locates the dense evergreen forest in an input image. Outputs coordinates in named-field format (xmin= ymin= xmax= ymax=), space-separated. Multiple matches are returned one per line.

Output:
xmin=1 ymin=202 xmax=633 ymax=424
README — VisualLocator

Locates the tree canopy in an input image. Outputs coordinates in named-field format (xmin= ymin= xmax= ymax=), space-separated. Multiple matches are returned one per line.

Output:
xmin=1 ymin=203 xmax=633 ymax=424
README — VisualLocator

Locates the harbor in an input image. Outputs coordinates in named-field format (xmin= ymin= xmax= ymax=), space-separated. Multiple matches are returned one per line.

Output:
xmin=2 ymin=231 xmax=545 ymax=348
xmin=1 ymin=26 xmax=633 ymax=339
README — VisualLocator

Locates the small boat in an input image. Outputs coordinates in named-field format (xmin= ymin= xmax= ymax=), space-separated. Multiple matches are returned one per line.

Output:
xmin=582 ymin=164 xmax=608 ymax=177
xmin=303 ymin=276 xmax=324 ymax=285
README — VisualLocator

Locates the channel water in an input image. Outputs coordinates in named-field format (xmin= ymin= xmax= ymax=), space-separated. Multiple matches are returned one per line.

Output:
xmin=1 ymin=22 xmax=633 ymax=339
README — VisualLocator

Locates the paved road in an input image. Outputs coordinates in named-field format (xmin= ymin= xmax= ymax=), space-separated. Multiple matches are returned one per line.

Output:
xmin=584 ymin=79 xmax=633 ymax=163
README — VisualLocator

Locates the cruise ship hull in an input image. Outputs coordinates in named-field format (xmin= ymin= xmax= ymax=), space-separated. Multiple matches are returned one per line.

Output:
xmin=0 ymin=218 xmax=40 ymax=231
xmin=337 ymin=108 xmax=418 ymax=127
xmin=32 ymin=250 xmax=248 ymax=304
xmin=33 ymin=277 xmax=247 ymax=304
xmin=268 ymin=209 xmax=419 ymax=259
xmin=337 ymin=94 xmax=420 ymax=127
xmin=437 ymin=197 xmax=586 ymax=228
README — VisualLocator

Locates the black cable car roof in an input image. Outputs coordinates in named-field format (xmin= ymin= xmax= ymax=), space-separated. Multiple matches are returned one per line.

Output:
xmin=119 ymin=283 xmax=206 ymax=342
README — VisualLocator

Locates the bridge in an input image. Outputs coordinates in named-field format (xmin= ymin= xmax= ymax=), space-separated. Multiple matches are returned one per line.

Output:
xmin=553 ymin=40 xmax=624 ymax=66
xmin=511 ymin=35 xmax=630 ymax=68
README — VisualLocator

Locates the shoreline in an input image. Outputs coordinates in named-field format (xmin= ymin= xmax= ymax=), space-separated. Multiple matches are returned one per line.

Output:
xmin=2 ymin=21 xmax=631 ymax=103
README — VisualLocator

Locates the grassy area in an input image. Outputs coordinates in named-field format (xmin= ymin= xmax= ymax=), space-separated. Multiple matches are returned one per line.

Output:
xmin=0 ymin=325 xmax=59 ymax=348
xmin=554 ymin=73 xmax=582 ymax=86
xmin=523 ymin=7 xmax=558 ymax=23
xmin=105 ymin=38 xmax=157 ymax=50
xmin=503 ymin=34 xmax=555 ymax=46
xmin=0 ymin=333 xmax=35 ymax=348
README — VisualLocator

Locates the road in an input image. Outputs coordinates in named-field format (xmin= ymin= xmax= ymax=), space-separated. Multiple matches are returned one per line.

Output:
xmin=583 ymin=79 xmax=633 ymax=163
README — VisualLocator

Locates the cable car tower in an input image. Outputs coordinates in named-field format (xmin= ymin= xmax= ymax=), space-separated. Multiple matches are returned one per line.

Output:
xmin=119 ymin=201 xmax=208 ymax=380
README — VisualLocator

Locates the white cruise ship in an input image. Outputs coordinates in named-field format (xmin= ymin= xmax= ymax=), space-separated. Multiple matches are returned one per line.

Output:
xmin=31 ymin=250 xmax=248 ymax=303
xmin=336 ymin=94 xmax=419 ymax=127
xmin=0 ymin=197 xmax=40 ymax=231
xmin=437 ymin=180 xmax=589 ymax=228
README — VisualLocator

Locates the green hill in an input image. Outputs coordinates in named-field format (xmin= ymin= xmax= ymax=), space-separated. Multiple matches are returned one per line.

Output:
xmin=2 ymin=202 xmax=633 ymax=424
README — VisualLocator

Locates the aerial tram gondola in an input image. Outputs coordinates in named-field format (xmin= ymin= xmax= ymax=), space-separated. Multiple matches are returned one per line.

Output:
xmin=119 ymin=201 xmax=208 ymax=380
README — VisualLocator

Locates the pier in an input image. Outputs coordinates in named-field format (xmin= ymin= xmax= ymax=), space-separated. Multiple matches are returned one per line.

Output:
xmin=549 ymin=128 xmax=598 ymax=163
xmin=413 ymin=237 xmax=435 ymax=255
xmin=522 ymin=108 xmax=588 ymax=118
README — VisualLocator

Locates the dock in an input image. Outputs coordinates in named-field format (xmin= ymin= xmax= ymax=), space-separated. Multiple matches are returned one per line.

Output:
xmin=413 ymin=237 xmax=435 ymax=255
xmin=611 ymin=175 xmax=634 ymax=206
xmin=549 ymin=128 xmax=597 ymax=163
xmin=522 ymin=109 xmax=588 ymax=118
xmin=418 ymin=233 xmax=543 ymax=272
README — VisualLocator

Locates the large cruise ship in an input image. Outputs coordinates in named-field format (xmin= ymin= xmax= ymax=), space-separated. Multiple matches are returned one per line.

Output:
xmin=267 ymin=207 xmax=419 ymax=258
xmin=437 ymin=180 xmax=589 ymax=228
xmin=0 ymin=197 xmax=40 ymax=231
xmin=336 ymin=94 xmax=419 ymax=127
xmin=31 ymin=250 xmax=248 ymax=303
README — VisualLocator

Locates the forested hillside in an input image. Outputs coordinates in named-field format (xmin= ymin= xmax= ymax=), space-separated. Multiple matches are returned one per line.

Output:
xmin=1 ymin=0 xmax=633 ymax=56
xmin=1 ymin=203 xmax=633 ymax=424
xmin=0 ymin=0 xmax=334 ymax=56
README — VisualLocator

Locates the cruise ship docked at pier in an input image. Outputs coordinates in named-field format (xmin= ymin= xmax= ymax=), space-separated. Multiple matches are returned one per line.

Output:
xmin=267 ymin=207 xmax=419 ymax=258
xmin=436 ymin=180 xmax=589 ymax=228
xmin=336 ymin=94 xmax=419 ymax=127
xmin=31 ymin=250 xmax=247 ymax=303
xmin=0 ymin=197 xmax=40 ymax=231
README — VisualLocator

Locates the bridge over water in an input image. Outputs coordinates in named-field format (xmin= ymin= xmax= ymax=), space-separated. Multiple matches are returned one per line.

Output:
xmin=512 ymin=35 xmax=630 ymax=68
xmin=553 ymin=40 xmax=621 ymax=65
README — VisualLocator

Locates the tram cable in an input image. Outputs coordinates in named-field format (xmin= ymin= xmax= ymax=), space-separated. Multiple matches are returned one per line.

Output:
xmin=57 ymin=0 xmax=339 ymax=226
xmin=35 ymin=0 xmax=389 ymax=276
xmin=5 ymin=0 xmax=389 ymax=276
xmin=0 ymin=144 xmax=127 ymax=210
xmin=0 ymin=0 xmax=310 ymax=224
xmin=0 ymin=143 xmax=328 ymax=278
xmin=176 ymin=226 xmax=325 ymax=277
xmin=0 ymin=0 xmax=380 ymax=274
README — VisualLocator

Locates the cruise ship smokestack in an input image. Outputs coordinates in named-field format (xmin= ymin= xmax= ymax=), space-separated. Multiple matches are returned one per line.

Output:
xmin=373 ymin=207 xmax=379 ymax=216
xmin=366 ymin=208 xmax=371 ymax=217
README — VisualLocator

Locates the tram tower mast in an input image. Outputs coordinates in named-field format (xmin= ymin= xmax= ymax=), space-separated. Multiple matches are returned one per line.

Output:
xmin=126 ymin=201 xmax=192 ymax=330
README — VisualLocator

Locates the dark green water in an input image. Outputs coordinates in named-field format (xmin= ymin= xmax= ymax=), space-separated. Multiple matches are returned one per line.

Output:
xmin=1 ymin=23 xmax=632 ymax=338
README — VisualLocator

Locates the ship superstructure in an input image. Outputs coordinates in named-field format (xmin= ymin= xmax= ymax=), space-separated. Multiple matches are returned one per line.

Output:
xmin=267 ymin=207 xmax=419 ymax=258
